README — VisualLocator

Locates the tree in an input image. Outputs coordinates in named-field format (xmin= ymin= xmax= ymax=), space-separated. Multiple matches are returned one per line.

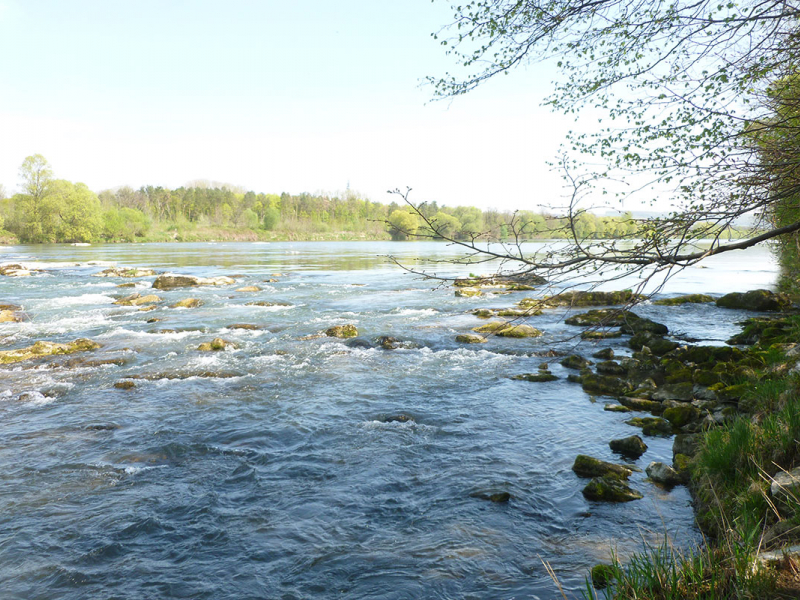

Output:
xmin=413 ymin=0 xmax=800 ymax=291
xmin=387 ymin=209 xmax=420 ymax=240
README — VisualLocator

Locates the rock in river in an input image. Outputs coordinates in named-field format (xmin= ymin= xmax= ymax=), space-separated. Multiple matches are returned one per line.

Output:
xmin=582 ymin=476 xmax=643 ymax=502
xmin=114 ymin=293 xmax=161 ymax=307
xmin=171 ymin=298 xmax=204 ymax=309
xmin=325 ymin=325 xmax=358 ymax=338
xmin=197 ymin=338 xmax=238 ymax=351
xmin=646 ymin=462 xmax=683 ymax=486
xmin=456 ymin=334 xmax=487 ymax=344
xmin=152 ymin=273 xmax=236 ymax=289
xmin=609 ymin=435 xmax=648 ymax=458
xmin=572 ymin=455 xmax=634 ymax=480
xmin=0 ymin=338 xmax=101 ymax=364
xmin=716 ymin=289 xmax=791 ymax=312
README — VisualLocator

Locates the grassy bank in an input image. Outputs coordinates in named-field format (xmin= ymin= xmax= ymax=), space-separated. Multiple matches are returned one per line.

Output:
xmin=592 ymin=314 xmax=800 ymax=599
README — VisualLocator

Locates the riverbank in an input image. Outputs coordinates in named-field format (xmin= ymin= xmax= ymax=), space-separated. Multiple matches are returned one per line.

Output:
xmin=590 ymin=304 xmax=800 ymax=598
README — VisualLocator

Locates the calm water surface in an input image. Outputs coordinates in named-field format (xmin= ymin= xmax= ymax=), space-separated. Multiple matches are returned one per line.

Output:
xmin=0 ymin=241 xmax=779 ymax=599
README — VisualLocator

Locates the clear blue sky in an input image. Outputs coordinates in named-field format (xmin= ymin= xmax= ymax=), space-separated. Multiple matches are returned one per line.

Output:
xmin=0 ymin=0 xmax=580 ymax=211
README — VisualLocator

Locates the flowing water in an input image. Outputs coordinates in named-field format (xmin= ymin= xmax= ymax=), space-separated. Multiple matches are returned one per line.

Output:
xmin=0 ymin=241 xmax=779 ymax=599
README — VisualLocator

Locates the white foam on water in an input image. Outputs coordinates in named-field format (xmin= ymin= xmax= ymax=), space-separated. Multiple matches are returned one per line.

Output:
xmin=0 ymin=390 xmax=12 ymax=399
xmin=35 ymin=293 xmax=115 ymax=309
xmin=18 ymin=391 xmax=56 ymax=406
xmin=392 ymin=308 xmax=439 ymax=316
xmin=123 ymin=465 xmax=168 ymax=475
xmin=98 ymin=328 xmax=202 ymax=340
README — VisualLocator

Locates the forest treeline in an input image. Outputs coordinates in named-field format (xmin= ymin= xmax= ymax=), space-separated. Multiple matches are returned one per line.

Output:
xmin=0 ymin=155 xmax=744 ymax=244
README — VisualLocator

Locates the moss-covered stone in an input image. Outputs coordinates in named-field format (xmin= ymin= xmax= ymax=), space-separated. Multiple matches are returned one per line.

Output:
xmin=540 ymin=290 xmax=645 ymax=307
xmin=604 ymin=403 xmax=631 ymax=413
xmin=561 ymin=354 xmax=592 ymax=370
xmin=471 ymin=308 xmax=495 ymax=319
xmin=114 ymin=380 xmax=136 ymax=390
xmin=663 ymin=404 xmax=701 ymax=428
xmin=620 ymin=317 xmax=669 ymax=335
xmin=582 ymin=476 xmax=643 ymax=502
xmin=456 ymin=334 xmax=487 ymax=344
xmin=512 ymin=367 xmax=557 ymax=382
xmin=653 ymin=294 xmax=715 ymax=306
xmin=582 ymin=329 xmax=623 ymax=340
xmin=609 ymin=435 xmax=648 ymax=458
xmin=236 ymin=285 xmax=261 ymax=292
xmin=572 ymin=454 xmax=634 ymax=480
xmin=716 ymin=289 xmax=792 ymax=312
xmin=629 ymin=332 xmax=679 ymax=355
xmin=114 ymin=293 xmax=161 ymax=307
xmin=652 ymin=382 xmax=694 ymax=402
xmin=593 ymin=348 xmax=615 ymax=360
xmin=197 ymin=338 xmax=238 ymax=351
xmin=495 ymin=324 xmax=543 ymax=338
xmin=171 ymin=298 xmax=203 ymax=309
xmin=626 ymin=417 xmax=673 ymax=437
xmin=693 ymin=369 xmax=720 ymax=386
xmin=565 ymin=309 xmax=635 ymax=327
xmin=581 ymin=373 xmax=627 ymax=396
xmin=0 ymin=338 xmax=101 ymax=364
xmin=646 ymin=461 xmax=683 ymax=486
xmin=717 ymin=383 xmax=749 ymax=404
xmin=325 ymin=324 xmax=358 ymax=338
xmin=596 ymin=360 xmax=626 ymax=376
xmin=619 ymin=397 xmax=663 ymax=412
xmin=455 ymin=287 xmax=483 ymax=297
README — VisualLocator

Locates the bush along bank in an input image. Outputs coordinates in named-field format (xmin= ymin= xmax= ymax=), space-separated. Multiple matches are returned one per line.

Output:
xmin=565 ymin=293 xmax=800 ymax=598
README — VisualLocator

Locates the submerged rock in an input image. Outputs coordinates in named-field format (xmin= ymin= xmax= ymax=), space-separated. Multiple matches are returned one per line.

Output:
xmin=716 ymin=289 xmax=791 ymax=312
xmin=582 ymin=476 xmax=643 ymax=502
xmin=561 ymin=354 xmax=591 ymax=370
xmin=470 ymin=490 xmax=512 ymax=503
xmin=246 ymin=301 xmax=292 ymax=307
xmin=572 ymin=455 xmax=634 ymax=480
xmin=609 ymin=435 xmax=648 ymax=458
xmin=325 ymin=324 xmax=358 ymax=338
xmin=94 ymin=267 xmax=157 ymax=278
xmin=227 ymin=323 xmax=262 ymax=330
xmin=114 ymin=381 xmax=136 ymax=390
xmin=653 ymin=294 xmax=714 ymax=306
xmin=152 ymin=273 xmax=236 ymax=289
xmin=171 ymin=298 xmax=203 ymax=309
xmin=512 ymin=367 xmax=558 ymax=382
xmin=345 ymin=337 xmax=373 ymax=349
xmin=0 ymin=338 xmax=101 ymax=364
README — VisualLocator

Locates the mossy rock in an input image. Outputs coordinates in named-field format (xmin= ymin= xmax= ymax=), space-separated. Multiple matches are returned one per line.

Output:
xmin=470 ymin=489 xmax=512 ymax=503
xmin=619 ymin=317 xmax=668 ymax=335
xmin=456 ymin=334 xmax=488 ymax=344
xmin=581 ymin=373 xmax=627 ymax=396
xmin=581 ymin=330 xmax=623 ymax=340
xmin=593 ymin=348 xmax=615 ymax=360
xmin=652 ymin=382 xmax=694 ymax=402
xmin=325 ymin=325 xmax=358 ymax=338
xmin=693 ymin=369 xmax=720 ymax=387
xmin=565 ymin=309 xmax=635 ymax=327
xmin=626 ymin=417 xmax=673 ymax=437
xmin=197 ymin=338 xmax=238 ymax=351
xmin=591 ymin=564 xmax=616 ymax=589
xmin=646 ymin=461 xmax=683 ymax=486
xmin=582 ymin=476 xmax=643 ymax=502
xmin=246 ymin=301 xmax=292 ymax=307
xmin=561 ymin=354 xmax=592 ymax=370
xmin=114 ymin=293 xmax=161 ymax=307
xmin=236 ymin=286 xmax=261 ymax=292
xmin=0 ymin=338 xmax=101 ymax=364
xmin=116 ymin=282 xmax=136 ymax=288
xmin=672 ymin=433 xmax=701 ymax=458
xmin=663 ymin=404 xmax=700 ymax=428
xmin=541 ymin=290 xmax=645 ymax=307
xmin=629 ymin=332 xmax=679 ymax=355
xmin=673 ymin=453 xmax=693 ymax=482
xmin=717 ymin=383 xmax=749 ymax=404
xmin=496 ymin=324 xmax=543 ymax=338
xmin=653 ymin=294 xmax=715 ymax=306
xmin=172 ymin=298 xmax=203 ymax=309
xmin=619 ymin=397 xmax=663 ymax=412
xmin=471 ymin=308 xmax=495 ymax=319
xmin=716 ymin=289 xmax=792 ymax=312
xmin=727 ymin=316 xmax=793 ymax=346
xmin=114 ymin=381 xmax=136 ymax=390
xmin=496 ymin=308 xmax=541 ymax=317
xmin=512 ymin=369 xmax=558 ymax=382
xmin=227 ymin=323 xmax=262 ymax=330
xmin=609 ymin=435 xmax=648 ymax=458
xmin=665 ymin=367 xmax=693 ymax=384
xmin=596 ymin=360 xmax=626 ymax=376
xmin=604 ymin=403 xmax=631 ymax=413
xmin=473 ymin=321 xmax=510 ymax=334
xmin=455 ymin=287 xmax=483 ymax=298
xmin=572 ymin=454 xmax=634 ymax=480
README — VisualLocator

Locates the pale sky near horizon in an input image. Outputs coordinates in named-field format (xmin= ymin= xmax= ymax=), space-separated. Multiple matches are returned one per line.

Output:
xmin=0 ymin=0 xmax=596 ymax=212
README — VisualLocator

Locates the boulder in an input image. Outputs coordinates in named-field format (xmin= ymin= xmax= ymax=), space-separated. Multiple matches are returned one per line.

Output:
xmin=512 ymin=368 xmax=558 ymax=382
xmin=628 ymin=332 xmax=679 ymax=355
xmin=456 ymin=334 xmax=488 ymax=344
xmin=114 ymin=381 xmax=136 ymax=390
xmin=171 ymin=298 xmax=203 ymax=309
xmin=619 ymin=397 xmax=663 ymax=413
xmin=770 ymin=467 xmax=800 ymax=502
xmin=325 ymin=325 xmax=358 ymax=338
xmin=572 ymin=454 xmax=634 ymax=480
xmin=609 ymin=435 xmax=648 ymax=458
xmin=0 ymin=264 xmax=31 ymax=276
xmin=604 ymin=404 xmax=631 ymax=413
xmin=152 ymin=273 xmax=236 ymax=289
xmin=580 ymin=372 xmax=627 ymax=396
xmin=626 ymin=417 xmax=673 ymax=437
xmin=561 ymin=354 xmax=592 ymax=370
xmin=581 ymin=330 xmax=622 ymax=340
xmin=455 ymin=287 xmax=483 ymax=298
xmin=596 ymin=360 xmax=626 ymax=376
xmin=236 ymin=286 xmax=262 ymax=292
xmin=0 ymin=303 xmax=24 ymax=323
xmin=593 ymin=348 xmax=615 ymax=360
xmin=540 ymin=290 xmax=645 ymax=307
xmin=197 ymin=338 xmax=238 ymax=352
xmin=114 ymin=293 xmax=161 ymax=307
xmin=345 ymin=338 xmax=373 ymax=349
xmin=582 ymin=476 xmax=643 ymax=502
xmin=716 ymin=289 xmax=791 ymax=312
xmin=653 ymin=294 xmax=715 ymax=306
xmin=652 ymin=382 xmax=694 ymax=403
xmin=472 ymin=321 xmax=542 ymax=338
xmin=663 ymin=404 xmax=700 ymax=428
xmin=93 ymin=267 xmax=157 ymax=278
xmin=646 ymin=461 xmax=683 ymax=486
xmin=565 ymin=309 xmax=634 ymax=327
xmin=673 ymin=433 xmax=701 ymax=458
xmin=619 ymin=317 xmax=668 ymax=335
xmin=0 ymin=338 xmax=101 ymax=364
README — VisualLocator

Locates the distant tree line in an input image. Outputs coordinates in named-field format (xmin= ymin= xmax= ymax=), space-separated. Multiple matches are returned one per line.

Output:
xmin=0 ymin=155 xmax=746 ymax=244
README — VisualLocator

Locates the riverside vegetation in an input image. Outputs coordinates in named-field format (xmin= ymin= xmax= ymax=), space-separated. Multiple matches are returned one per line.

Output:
xmin=0 ymin=155 xmax=751 ymax=245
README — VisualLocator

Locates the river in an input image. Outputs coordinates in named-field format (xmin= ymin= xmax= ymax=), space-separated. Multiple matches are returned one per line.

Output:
xmin=0 ymin=241 xmax=779 ymax=599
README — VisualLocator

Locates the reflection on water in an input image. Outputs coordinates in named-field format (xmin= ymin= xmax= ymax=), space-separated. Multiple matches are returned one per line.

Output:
xmin=0 ymin=241 xmax=779 ymax=599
